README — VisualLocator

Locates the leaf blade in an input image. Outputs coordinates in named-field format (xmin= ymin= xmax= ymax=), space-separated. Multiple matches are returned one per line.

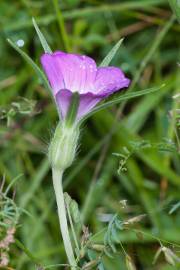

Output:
xmin=100 ymin=38 xmax=124 ymax=67
xmin=168 ymin=0 xmax=180 ymax=22
xmin=82 ymin=84 xmax=165 ymax=122
xmin=7 ymin=38 xmax=52 ymax=97
xmin=32 ymin=17 xmax=52 ymax=53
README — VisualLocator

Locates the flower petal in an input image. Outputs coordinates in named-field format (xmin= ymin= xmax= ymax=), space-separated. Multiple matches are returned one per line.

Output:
xmin=41 ymin=53 xmax=65 ymax=94
xmin=55 ymin=89 xmax=103 ymax=120
xmin=41 ymin=51 xmax=131 ymax=121
xmin=41 ymin=51 xmax=97 ymax=95
xmin=76 ymin=92 xmax=102 ymax=119
xmin=94 ymin=67 xmax=130 ymax=96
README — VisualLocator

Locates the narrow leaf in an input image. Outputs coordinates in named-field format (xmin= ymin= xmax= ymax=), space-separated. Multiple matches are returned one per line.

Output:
xmin=125 ymin=255 xmax=137 ymax=270
xmin=64 ymin=192 xmax=81 ymax=223
xmin=162 ymin=247 xmax=180 ymax=265
xmin=169 ymin=201 xmax=180 ymax=214
xmin=111 ymin=223 xmax=120 ymax=244
xmin=15 ymin=239 xmax=41 ymax=265
xmin=82 ymin=84 xmax=165 ymax=122
xmin=32 ymin=17 xmax=52 ymax=53
xmin=162 ymin=247 xmax=175 ymax=266
xmin=152 ymin=247 xmax=162 ymax=264
xmin=82 ymin=260 xmax=99 ymax=269
xmin=168 ymin=0 xmax=180 ymax=22
xmin=100 ymin=38 xmax=124 ymax=67
xmin=104 ymin=247 xmax=114 ymax=258
xmin=7 ymin=39 xmax=52 ymax=97
xmin=98 ymin=263 xmax=105 ymax=270
xmin=5 ymin=174 xmax=23 ymax=196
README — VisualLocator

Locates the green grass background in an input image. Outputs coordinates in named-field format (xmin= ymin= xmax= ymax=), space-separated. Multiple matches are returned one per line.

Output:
xmin=0 ymin=0 xmax=180 ymax=269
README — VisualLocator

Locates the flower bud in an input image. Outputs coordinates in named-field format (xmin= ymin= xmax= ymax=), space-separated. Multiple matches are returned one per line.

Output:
xmin=49 ymin=123 xmax=79 ymax=170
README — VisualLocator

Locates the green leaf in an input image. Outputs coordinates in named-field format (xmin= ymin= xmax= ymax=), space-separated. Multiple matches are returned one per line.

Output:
xmin=105 ymin=214 xmax=118 ymax=253
xmin=168 ymin=0 xmax=180 ymax=22
xmin=125 ymin=255 xmax=137 ymax=270
xmin=111 ymin=223 xmax=120 ymax=244
xmin=82 ymin=84 xmax=165 ymax=122
xmin=15 ymin=239 xmax=41 ymax=265
xmin=7 ymin=39 xmax=52 ymax=97
xmin=64 ymin=192 xmax=81 ymax=223
xmin=100 ymin=38 xmax=124 ymax=67
xmin=169 ymin=201 xmax=180 ymax=214
xmin=104 ymin=247 xmax=114 ymax=258
xmin=32 ymin=17 xmax=52 ymax=53
xmin=98 ymin=263 xmax=105 ymax=270
xmin=5 ymin=174 xmax=23 ymax=196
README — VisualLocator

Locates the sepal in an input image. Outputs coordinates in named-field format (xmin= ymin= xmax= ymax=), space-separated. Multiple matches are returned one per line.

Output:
xmin=49 ymin=123 xmax=79 ymax=170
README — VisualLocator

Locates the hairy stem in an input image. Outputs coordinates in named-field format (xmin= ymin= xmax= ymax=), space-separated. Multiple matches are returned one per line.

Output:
xmin=52 ymin=169 xmax=77 ymax=269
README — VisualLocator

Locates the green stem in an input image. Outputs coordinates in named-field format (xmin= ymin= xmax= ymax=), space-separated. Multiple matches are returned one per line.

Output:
xmin=52 ymin=169 xmax=77 ymax=269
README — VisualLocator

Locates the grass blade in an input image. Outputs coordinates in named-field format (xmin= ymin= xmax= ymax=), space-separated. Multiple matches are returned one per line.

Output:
xmin=168 ymin=0 xmax=180 ymax=22
xmin=4 ymin=174 xmax=23 ymax=196
xmin=7 ymin=39 xmax=52 ymax=97
xmin=82 ymin=84 xmax=165 ymax=122
xmin=100 ymin=38 xmax=124 ymax=67
xmin=32 ymin=17 xmax=52 ymax=53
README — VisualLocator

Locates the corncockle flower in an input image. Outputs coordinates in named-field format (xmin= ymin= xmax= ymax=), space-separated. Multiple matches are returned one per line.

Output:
xmin=41 ymin=51 xmax=130 ymax=122
xmin=8 ymin=21 xmax=164 ymax=267
xmin=8 ymin=19 xmax=161 ymax=270
xmin=40 ymin=51 xmax=130 ymax=270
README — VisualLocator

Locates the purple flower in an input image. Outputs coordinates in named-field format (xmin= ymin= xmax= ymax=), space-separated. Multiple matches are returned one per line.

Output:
xmin=41 ymin=51 xmax=130 ymax=121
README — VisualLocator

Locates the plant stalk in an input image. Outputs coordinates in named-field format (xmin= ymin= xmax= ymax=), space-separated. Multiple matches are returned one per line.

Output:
xmin=52 ymin=169 xmax=77 ymax=269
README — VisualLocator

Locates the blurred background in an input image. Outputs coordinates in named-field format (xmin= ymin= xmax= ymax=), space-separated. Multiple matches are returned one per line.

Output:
xmin=0 ymin=0 xmax=180 ymax=269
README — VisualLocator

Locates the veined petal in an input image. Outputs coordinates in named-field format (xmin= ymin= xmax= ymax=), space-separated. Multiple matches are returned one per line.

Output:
xmin=41 ymin=51 xmax=131 ymax=122
xmin=94 ymin=67 xmax=130 ymax=96
xmin=41 ymin=51 xmax=97 ymax=95
xmin=41 ymin=53 xmax=65 ymax=94
xmin=55 ymin=89 xmax=103 ymax=120
xmin=76 ymin=92 xmax=102 ymax=119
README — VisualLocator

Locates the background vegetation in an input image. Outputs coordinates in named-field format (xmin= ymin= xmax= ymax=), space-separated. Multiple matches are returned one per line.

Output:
xmin=0 ymin=0 xmax=180 ymax=269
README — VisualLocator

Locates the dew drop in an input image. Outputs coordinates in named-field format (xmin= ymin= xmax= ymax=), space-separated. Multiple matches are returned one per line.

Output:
xmin=17 ymin=39 xmax=25 ymax=47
